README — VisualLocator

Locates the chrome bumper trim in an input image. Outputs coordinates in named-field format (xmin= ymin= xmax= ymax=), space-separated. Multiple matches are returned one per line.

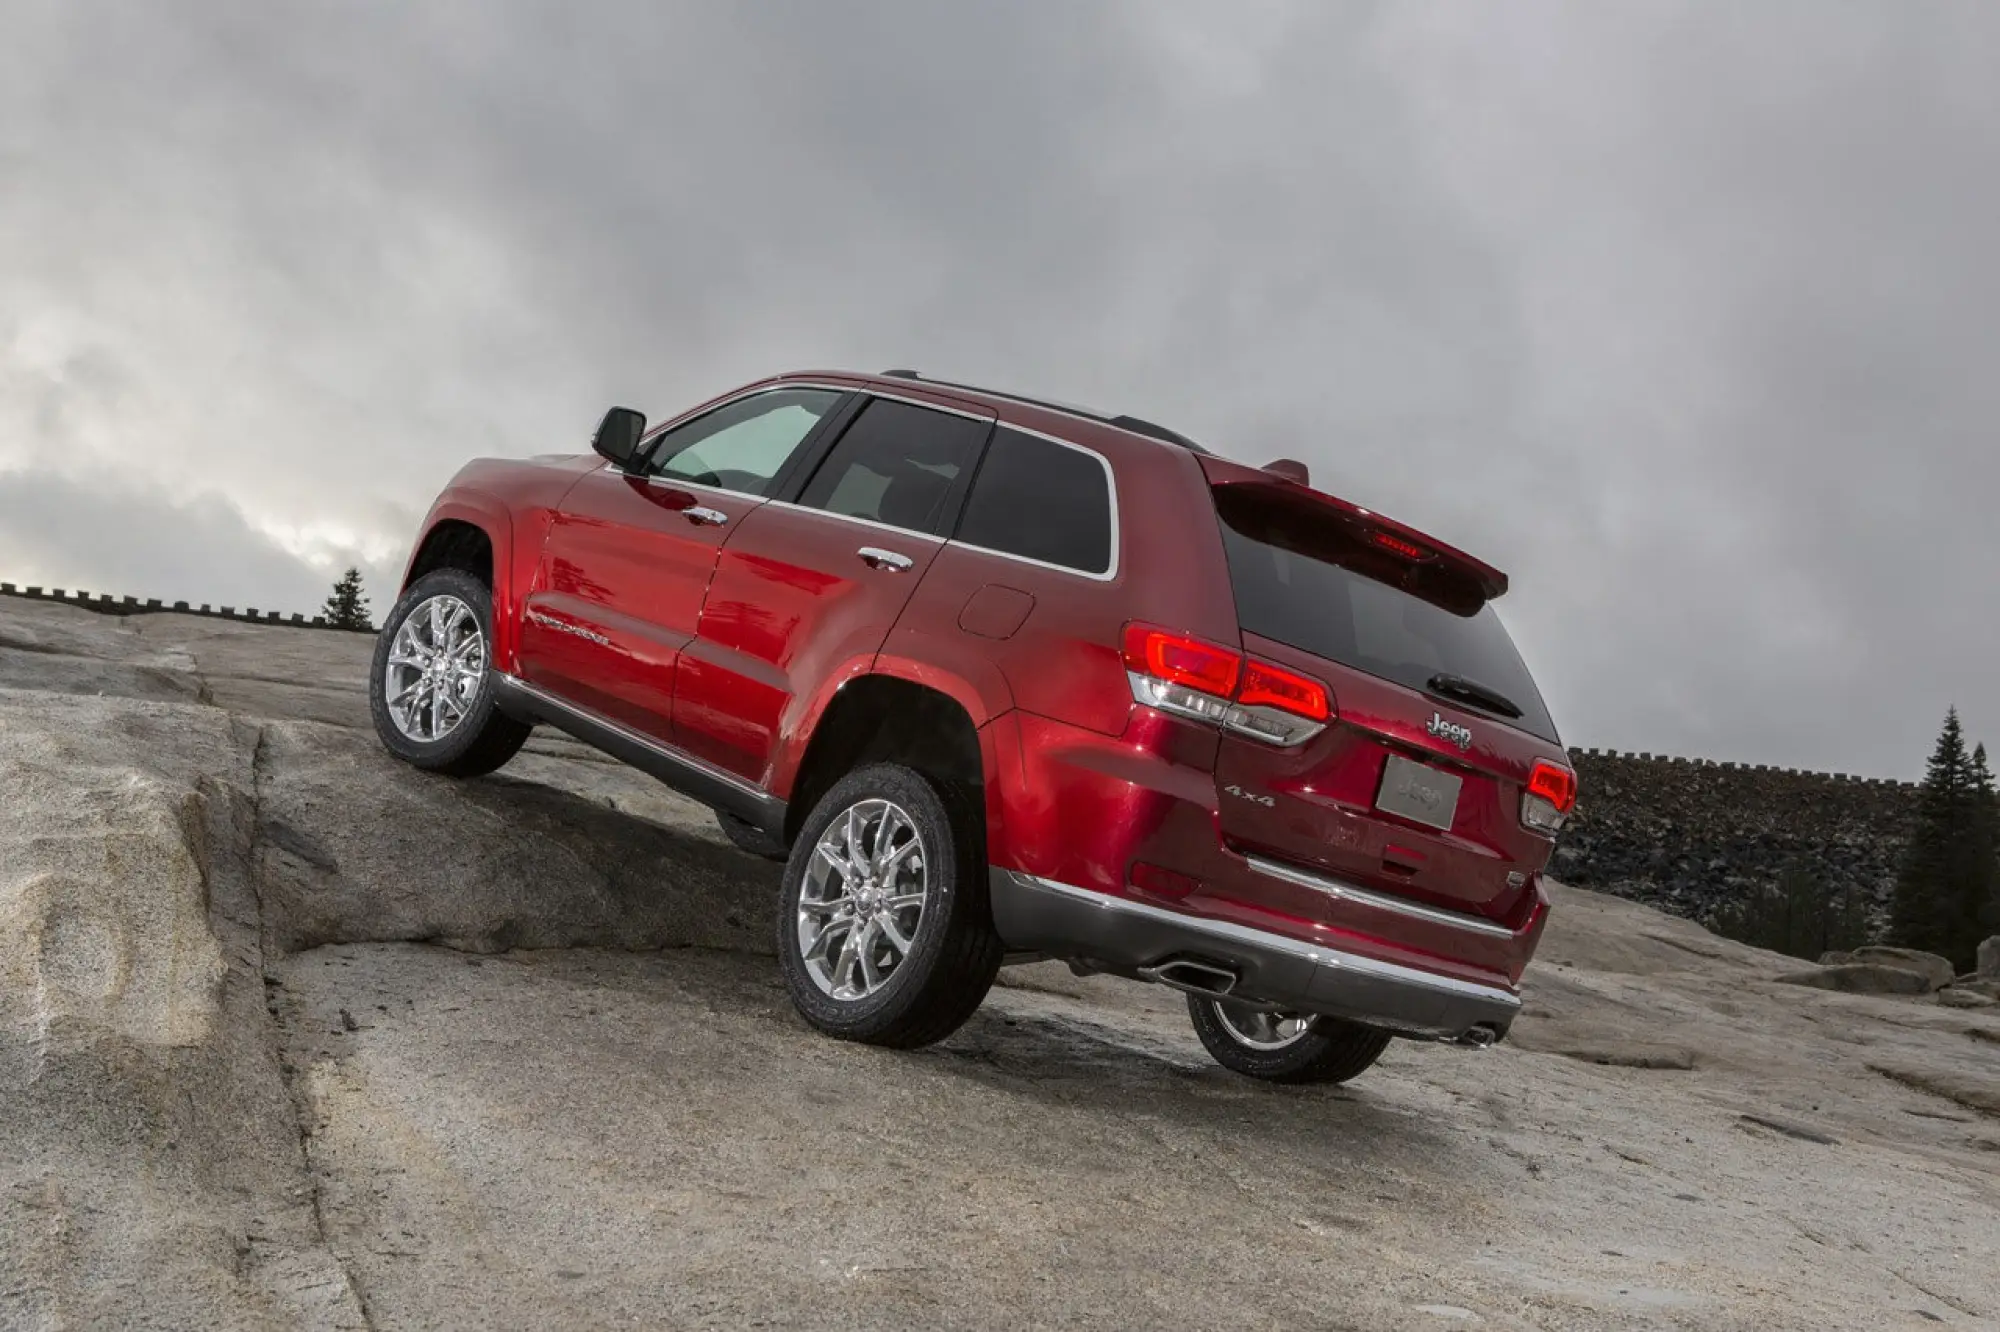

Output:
xmin=1245 ymin=855 xmax=1519 ymax=940
xmin=1008 ymin=872 xmax=1519 ymax=1012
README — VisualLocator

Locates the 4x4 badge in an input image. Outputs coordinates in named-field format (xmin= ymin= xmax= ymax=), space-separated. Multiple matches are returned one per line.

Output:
xmin=1426 ymin=712 xmax=1474 ymax=752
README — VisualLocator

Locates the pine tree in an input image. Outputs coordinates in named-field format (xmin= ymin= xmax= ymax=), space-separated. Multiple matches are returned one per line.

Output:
xmin=1888 ymin=709 xmax=1994 ymax=971
xmin=1970 ymin=743 xmax=1999 ymax=944
xmin=322 ymin=568 xmax=372 ymax=632
xmin=1711 ymin=862 xmax=1872 ymax=961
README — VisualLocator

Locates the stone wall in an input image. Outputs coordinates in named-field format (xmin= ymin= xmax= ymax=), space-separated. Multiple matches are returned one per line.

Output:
xmin=0 ymin=581 xmax=369 ymax=631
xmin=1553 ymin=748 xmax=1920 ymax=924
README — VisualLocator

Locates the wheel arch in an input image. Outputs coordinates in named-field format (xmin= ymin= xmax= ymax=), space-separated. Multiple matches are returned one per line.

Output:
xmin=780 ymin=673 xmax=992 ymax=848
xmin=405 ymin=513 xmax=500 ymax=590
xmin=401 ymin=496 xmax=518 ymax=666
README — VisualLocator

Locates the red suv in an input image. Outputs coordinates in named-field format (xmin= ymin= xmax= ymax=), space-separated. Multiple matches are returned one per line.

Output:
xmin=371 ymin=370 xmax=1573 ymax=1084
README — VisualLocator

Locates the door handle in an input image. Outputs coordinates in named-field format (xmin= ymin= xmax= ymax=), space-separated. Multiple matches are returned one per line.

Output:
xmin=858 ymin=546 xmax=914 ymax=572
xmin=683 ymin=506 xmax=729 ymax=526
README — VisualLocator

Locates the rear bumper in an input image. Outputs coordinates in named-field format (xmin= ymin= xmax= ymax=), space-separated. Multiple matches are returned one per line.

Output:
xmin=990 ymin=869 xmax=1522 ymax=1044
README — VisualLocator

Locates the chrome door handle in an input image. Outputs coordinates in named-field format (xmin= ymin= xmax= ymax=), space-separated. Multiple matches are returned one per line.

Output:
xmin=858 ymin=546 xmax=914 ymax=572
xmin=684 ymin=506 xmax=729 ymax=526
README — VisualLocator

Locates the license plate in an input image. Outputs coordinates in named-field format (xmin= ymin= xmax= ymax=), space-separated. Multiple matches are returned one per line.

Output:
xmin=1376 ymin=755 xmax=1462 ymax=831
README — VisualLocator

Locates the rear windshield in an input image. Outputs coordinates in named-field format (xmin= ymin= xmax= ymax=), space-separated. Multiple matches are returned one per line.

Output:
xmin=1214 ymin=487 xmax=1560 ymax=743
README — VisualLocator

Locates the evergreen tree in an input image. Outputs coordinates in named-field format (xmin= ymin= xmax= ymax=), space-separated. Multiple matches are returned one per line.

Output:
xmin=1972 ymin=743 xmax=1999 ymax=942
xmin=322 ymin=568 xmax=373 ymax=632
xmin=1711 ymin=862 xmax=1872 ymax=961
xmin=1888 ymin=709 xmax=1995 ymax=971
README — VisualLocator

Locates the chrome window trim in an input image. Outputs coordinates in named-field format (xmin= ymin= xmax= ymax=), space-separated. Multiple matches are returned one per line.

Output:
xmin=492 ymin=671 xmax=769 ymax=801
xmin=639 ymin=380 xmax=856 ymax=444
xmin=765 ymin=498 xmax=947 ymax=544
xmin=872 ymin=373 xmax=1209 ymax=455
xmin=623 ymin=472 xmax=949 ymax=546
xmin=946 ymin=422 xmax=1121 ymax=583
xmin=622 ymin=380 xmax=983 ymax=539
xmin=1245 ymin=855 xmax=1519 ymax=940
xmin=637 ymin=379 xmax=994 ymax=448
xmin=1005 ymin=872 xmax=1519 ymax=1005
xmin=853 ymin=386 xmax=995 ymax=424
xmin=628 ymin=382 xmax=851 ymax=498
xmin=611 ymin=380 xmax=1122 ymax=576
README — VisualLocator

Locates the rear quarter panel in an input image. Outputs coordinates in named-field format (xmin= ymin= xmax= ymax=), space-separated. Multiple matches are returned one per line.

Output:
xmin=956 ymin=412 xmax=1241 ymax=735
xmin=914 ymin=411 xmax=1240 ymax=871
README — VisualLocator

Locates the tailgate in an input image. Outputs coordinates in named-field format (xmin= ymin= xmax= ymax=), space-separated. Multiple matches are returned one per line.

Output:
xmin=1201 ymin=464 xmax=1569 ymax=925
xmin=1217 ymin=634 xmax=1558 ymax=924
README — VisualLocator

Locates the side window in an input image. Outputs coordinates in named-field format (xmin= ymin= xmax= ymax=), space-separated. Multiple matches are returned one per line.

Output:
xmin=954 ymin=427 xmax=1114 ymax=575
xmin=796 ymin=398 xmax=989 ymax=534
xmin=644 ymin=388 xmax=842 ymax=497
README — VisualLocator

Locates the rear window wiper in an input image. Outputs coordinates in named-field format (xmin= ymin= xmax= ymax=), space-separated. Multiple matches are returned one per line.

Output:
xmin=1426 ymin=672 xmax=1523 ymax=719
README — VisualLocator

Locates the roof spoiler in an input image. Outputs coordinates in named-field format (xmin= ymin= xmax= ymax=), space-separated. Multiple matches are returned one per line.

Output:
xmin=1200 ymin=454 xmax=1509 ymax=601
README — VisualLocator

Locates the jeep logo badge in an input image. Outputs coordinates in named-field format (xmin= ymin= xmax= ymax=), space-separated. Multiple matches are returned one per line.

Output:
xmin=1426 ymin=712 xmax=1473 ymax=752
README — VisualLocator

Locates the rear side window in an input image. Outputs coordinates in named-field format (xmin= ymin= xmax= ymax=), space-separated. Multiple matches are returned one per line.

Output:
xmin=954 ymin=427 xmax=1114 ymax=575
xmin=1214 ymin=488 xmax=1559 ymax=742
xmin=797 ymin=398 xmax=989 ymax=534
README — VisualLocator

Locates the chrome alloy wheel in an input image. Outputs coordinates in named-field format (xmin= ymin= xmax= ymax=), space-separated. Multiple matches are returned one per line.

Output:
xmin=383 ymin=594 xmax=488 ymax=743
xmin=796 ymin=798 xmax=929 ymax=1001
xmin=1214 ymin=1001 xmax=1318 ymax=1050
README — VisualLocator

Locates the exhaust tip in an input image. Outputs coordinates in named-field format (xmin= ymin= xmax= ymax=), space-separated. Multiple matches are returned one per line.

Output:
xmin=1138 ymin=958 xmax=1240 ymax=998
xmin=1456 ymin=1025 xmax=1500 ymax=1049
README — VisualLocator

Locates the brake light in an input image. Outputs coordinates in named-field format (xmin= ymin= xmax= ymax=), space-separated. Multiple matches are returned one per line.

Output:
xmin=1237 ymin=660 xmax=1330 ymax=721
xmin=1122 ymin=625 xmax=1240 ymax=697
xmin=1368 ymin=530 xmax=1431 ymax=561
xmin=1521 ymin=760 xmax=1578 ymax=837
xmin=1122 ymin=623 xmax=1333 ymax=747
xmin=1527 ymin=761 xmax=1577 ymax=814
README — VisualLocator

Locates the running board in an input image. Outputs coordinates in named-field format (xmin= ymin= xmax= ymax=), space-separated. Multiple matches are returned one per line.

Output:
xmin=489 ymin=672 xmax=787 ymax=839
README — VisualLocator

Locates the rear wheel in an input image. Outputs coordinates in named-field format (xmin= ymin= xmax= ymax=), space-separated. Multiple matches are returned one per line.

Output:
xmin=1186 ymin=994 xmax=1391 ymax=1084
xmin=369 ymin=569 xmax=531 ymax=777
xmin=776 ymin=764 xmax=1002 ymax=1049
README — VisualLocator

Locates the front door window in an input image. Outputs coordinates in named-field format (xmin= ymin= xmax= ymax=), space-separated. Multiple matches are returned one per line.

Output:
xmin=645 ymin=388 xmax=843 ymax=497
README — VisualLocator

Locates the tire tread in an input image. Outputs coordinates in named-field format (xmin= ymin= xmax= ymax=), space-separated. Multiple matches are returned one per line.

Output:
xmin=1186 ymin=995 xmax=1392 ymax=1084
xmin=369 ymin=569 xmax=530 ymax=778
xmin=777 ymin=765 xmax=1002 ymax=1050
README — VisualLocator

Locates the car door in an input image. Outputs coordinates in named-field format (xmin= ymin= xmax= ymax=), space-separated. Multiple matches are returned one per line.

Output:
xmin=516 ymin=385 xmax=848 ymax=744
xmin=671 ymin=393 xmax=995 ymax=783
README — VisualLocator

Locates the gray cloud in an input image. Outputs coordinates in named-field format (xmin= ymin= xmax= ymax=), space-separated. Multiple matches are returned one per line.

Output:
xmin=3 ymin=0 xmax=1996 ymax=775
xmin=0 ymin=469 xmax=397 ymax=615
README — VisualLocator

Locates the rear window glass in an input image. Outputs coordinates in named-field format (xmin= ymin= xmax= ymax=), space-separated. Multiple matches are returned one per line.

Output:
xmin=1214 ymin=487 xmax=1559 ymax=743
xmin=954 ymin=427 xmax=1113 ymax=575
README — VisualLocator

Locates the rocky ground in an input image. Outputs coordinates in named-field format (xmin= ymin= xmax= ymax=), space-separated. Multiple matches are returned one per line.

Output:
xmin=2 ymin=593 xmax=1997 ymax=1331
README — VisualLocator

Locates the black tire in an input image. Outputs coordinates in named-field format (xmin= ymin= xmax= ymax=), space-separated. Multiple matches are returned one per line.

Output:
xmin=1186 ymin=995 xmax=1392 ymax=1085
xmin=368 ymin=568 xmax=531 ymax=778
xmin=776 ymin=763 xmax=1003 ymax=1049
xmin=716 ymin=808 xmax=788 ymax=861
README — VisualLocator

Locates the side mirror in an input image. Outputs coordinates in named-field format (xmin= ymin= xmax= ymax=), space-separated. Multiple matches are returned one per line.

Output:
xmin=592 ymin=406 xmax=647 ymax=469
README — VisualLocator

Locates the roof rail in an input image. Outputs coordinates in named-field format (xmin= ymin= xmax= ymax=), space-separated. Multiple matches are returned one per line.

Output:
xmin=1108 ymin=414 xmax=1207 ymax=452
xmin=868 ymin=370 xmax=1209 ymax=453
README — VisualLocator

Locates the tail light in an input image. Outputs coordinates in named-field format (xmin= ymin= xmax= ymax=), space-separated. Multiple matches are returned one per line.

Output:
xmin=1520 ymin=760 xmax=1577 ymax=836
xmin=1122 ymin=624 xmax=1332 ymax=747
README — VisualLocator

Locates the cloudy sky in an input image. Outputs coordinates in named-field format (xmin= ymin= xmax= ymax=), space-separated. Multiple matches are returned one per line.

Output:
xmin=4 ymin=1 xmax=1997 ymax=777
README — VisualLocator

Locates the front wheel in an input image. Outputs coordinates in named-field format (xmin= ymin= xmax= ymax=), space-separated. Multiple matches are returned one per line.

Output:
xmin=368 ymin=569 xmax=531 ymax=777
xmin=776 ymin=764 xmax=1002 ymax=1049
xmin=1186 ymin=995 xmax=1391 ymax=1084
